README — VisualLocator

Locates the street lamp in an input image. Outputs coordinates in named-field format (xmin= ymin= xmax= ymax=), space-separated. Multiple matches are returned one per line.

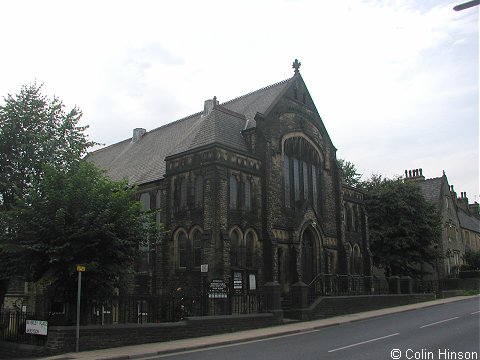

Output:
xmin=453 ymin=0 xmax=480 ymax=11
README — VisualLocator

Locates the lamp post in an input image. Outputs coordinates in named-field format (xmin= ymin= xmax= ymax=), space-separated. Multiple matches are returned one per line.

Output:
xmin=75 ymin=265 xmax=86 ymax=353
xmin=453 ymin=0 xmax=480 ymax=11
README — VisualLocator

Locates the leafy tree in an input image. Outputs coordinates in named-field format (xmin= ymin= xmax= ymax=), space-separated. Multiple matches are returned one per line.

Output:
xmin=0 ymin=83 xmax=96 ymax=304
xmin=463 ymin=248 xmax=480 ymax=270
xmin=3 ymin=162 xmax=146 ymax=304
xmin=337 ymin=159 xmax=362 ymax=187
xmin=363 ymin=176 xmax=442 ymax=278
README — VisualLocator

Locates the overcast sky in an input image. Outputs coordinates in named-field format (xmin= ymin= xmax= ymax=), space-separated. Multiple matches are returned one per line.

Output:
xmin=1 ymin=0 xmax=478 ymax=201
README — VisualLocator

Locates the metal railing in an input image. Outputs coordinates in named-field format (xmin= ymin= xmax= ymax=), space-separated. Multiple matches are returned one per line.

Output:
xmin=0 ymin=311 xmax=48 ymax=346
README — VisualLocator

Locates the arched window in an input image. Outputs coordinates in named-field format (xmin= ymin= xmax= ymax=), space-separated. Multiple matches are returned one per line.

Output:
xmin=284 ymin=154 xmax=291 ymax=208
xmin=346 ymin=206 xmax=353 ymax=231
xmin=245 ymin=232 xmax=255 ymax=268
xmin=193 ymin=230 xmax=202 ymax=267
xmin=180 ymin=178 xmax=187 ymax=208
xmin=312 ymin=164 xmax=318 ymax=212
xmin=283 ymin=136 xmax=322 ymax=211
xmin=302 ymin=161 xmax=309 ymax=201
xmin=195 ymin=175 xmax=203 ymax=208
xmin=346 ymin=243 xmax=353 ymax=275
xmin=353 ymin=245 xmax=362 ymax=275
xmin=177 ymin=231 xmax=188 ymax=269
xmin=155 ymin=190 xmax=161 ymax=224
xmin=229 ymin=175 xmax=238 ymax=210
xmin=230 ymin=229 xmax=241 ymax=267
xmin=244 ymin=180 xmax=252 ymax=211
xmin=293 ymin=158 xmax=300 ymax=202
xmin=138 ymin=193 xmax=151 ymax=272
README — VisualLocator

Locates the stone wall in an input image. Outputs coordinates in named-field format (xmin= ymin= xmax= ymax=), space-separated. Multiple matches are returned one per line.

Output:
xmin=44 ymin=313 xmax=280 ymax=355
xmin=309 ymin=294 xmax=435 ymax=319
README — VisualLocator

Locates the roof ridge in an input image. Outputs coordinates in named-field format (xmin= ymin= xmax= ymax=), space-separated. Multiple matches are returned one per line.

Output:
xmin=214 ymin=104 xmax=247 ymax=120
xmin=87 ymin=137 xmax=131 ymax=156
xmin=148 ymin=110 xmax=203 ymax=134
xmin=423 ymin=176 xmax=443 ymax=181
xmin=220 ymin=76 xmax=293 ymax=107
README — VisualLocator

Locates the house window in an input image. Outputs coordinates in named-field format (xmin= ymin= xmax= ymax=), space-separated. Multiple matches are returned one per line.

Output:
xmin=229 ymin=175 xmax=238 ymax=210
xmin=195 ymin=175 xmax=203 ymax=208
xmin=284 ymin=154 xmax=291 ymax=208
xmin=245 ymin=180 xmax=252 ymax=211
xmin=140 ymin=193 xmax=150 ymax=212
xmin=193 ymin=230 xmax=202 ymax=267
xmin=178 ymin=232 xmax=188 ymax=269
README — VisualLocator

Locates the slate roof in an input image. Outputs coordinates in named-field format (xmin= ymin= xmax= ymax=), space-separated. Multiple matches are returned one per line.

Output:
xmin=417 ymin=177 xmax=443 ymax=204
xmin=458 ymin=207 xmax=480 ymax=233
xmin=86 ymin=77 xmax=293 ymax=185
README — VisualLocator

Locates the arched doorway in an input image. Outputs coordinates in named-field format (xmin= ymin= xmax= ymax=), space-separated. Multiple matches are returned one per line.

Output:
xmin=301 ymin=229 xmax=315 ymax=284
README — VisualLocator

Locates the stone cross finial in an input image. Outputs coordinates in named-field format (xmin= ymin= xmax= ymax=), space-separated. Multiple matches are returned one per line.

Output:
xmin=292 ymin=59 xmax=301 ymax=74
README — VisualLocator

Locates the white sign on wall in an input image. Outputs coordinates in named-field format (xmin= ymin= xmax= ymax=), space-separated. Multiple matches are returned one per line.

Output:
xmin=25 ymin=320 xmax=48 ymax=335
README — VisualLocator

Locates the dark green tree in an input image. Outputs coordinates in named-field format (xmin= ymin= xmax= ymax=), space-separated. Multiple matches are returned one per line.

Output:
xmin=337 ymin=159 xmax=362 ymax=187
xmin=3 ymin=162 xmax=146 ymax=303
xmin=0 ymin=83 xmax=96 ymax=303
xmin=363 ymin=176 xmax=442 ymax=278
xmin=463 ymin=248 xmax=480 ymax=270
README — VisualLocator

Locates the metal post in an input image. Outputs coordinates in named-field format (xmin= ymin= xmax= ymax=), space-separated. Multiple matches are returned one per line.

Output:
xmin=76 ymin=271 xmax=82 ymax=352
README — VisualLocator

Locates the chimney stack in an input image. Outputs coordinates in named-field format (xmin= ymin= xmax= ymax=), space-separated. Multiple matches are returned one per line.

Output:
xmin=132 ymin=128 xmax=146 ymax=143
xmin=203 ymin=96 xmax=219 ymax=116
xmin=404 ymin=168 xmax=425 ymax=182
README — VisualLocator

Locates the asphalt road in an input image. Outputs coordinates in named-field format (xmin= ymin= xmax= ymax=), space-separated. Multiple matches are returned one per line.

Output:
xmin=140 ymin=297 xmax=479 ymax=360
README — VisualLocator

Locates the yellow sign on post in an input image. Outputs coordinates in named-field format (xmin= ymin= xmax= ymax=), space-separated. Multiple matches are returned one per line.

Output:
xmin=76 ymin=265 xmax=86 ymax=272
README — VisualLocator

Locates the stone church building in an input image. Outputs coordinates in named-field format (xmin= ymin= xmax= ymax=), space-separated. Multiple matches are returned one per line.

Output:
xmin=87 ymin=60 xmax=371 ymax=299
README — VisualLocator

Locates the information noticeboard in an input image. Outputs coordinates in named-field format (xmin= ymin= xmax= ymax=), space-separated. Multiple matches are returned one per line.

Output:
xmin=209 ymin=279 xmax=227 ymax=298
xmin=25 ymin=320 xmax=48 ymax=335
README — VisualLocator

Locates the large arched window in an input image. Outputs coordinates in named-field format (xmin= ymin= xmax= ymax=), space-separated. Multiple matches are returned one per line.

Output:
xmin=312 ymin=164 xmax=318 ymax=211
xmin=283 ymin=136 xmax=322 ymax=212
xmin=302 ymin=161 xmax=309 ymax=201
xmin=284 ymin=154 xmax=291 ymax=208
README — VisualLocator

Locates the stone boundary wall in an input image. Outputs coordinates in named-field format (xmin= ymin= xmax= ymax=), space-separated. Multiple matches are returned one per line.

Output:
xmin=44 ymin=313 xmax=280 ymax=354
xmin=287 ymin=294 xmax=436 ymax=320
xmin=310 ymin=294 xmax=435 ymax=319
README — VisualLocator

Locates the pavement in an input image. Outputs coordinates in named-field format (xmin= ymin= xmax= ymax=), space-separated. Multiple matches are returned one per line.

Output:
xmin=41 ymin=295 xmax=478 ymax=360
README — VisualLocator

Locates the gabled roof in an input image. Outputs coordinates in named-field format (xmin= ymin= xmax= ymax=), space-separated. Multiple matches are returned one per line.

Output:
xmin=458 ymin=207 xmax=480 ymax=233
xmin=86 ymin=76 xmax=294 ymax=185
xmin=418 ymin=177 xmax=444 ymax=204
